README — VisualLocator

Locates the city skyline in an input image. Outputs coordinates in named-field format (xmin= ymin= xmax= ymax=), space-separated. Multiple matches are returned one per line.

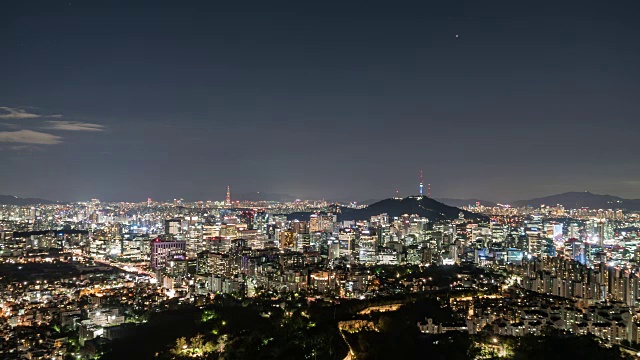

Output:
xmin=1 ymin=177 xmax=639 ymax=359
xmin=4 ymin=184 xmax=640 ymax=205
xmin=2 ymin=0 xmax=640 ymax=202
xmin=3 ymin=2 xmax=640 ymax=358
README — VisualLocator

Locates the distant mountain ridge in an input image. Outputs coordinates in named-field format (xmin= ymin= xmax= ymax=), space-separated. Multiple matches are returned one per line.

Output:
xmin=512 ymin=191 xmax=640 ymax=211
xmin=436 ymin=198 xmax=498 ymax=208
xmin=235 ymin=192 xmax=300 ymax=202
xmin=4 ymin=191 xmax=637 ymax=211
xmin=0 ymin=194 xmax=57 ymax=205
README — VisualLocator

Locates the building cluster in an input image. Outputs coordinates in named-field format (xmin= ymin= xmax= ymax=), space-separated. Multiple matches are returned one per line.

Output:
xmin=0 ymin=252 xmax=165 ymax=359
xmin=420 ymin=287 xmax=640 ymax=346
xmin=1 ymin=191 xmax=640 ymax=357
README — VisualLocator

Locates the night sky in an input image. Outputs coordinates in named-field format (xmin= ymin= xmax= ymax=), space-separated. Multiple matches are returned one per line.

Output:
xmin=1 ymin=1 xmax=639 ymax=203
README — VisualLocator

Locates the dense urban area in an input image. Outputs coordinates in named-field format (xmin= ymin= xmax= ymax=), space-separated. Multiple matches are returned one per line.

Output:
xmin=3 ymin=0 xmax=638 ymax=358
xmin=2 ymin=188 xmax=640 ymax=359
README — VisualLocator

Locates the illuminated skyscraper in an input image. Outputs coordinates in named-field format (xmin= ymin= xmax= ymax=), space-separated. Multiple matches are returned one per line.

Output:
xmin=568 ymin=223 xmax=579 ymax=239
xmin=309 ymin=214 xmax=321 ymax=232
xmin=225 ymin=185 xmax=231 ymax=206
xmin=150 ymin=238 xmax=186 ymax=269
xmin=165 ymin=219 xmax=181 ymax=236
xmin=596 ymin=219 xmax=606 ymax=247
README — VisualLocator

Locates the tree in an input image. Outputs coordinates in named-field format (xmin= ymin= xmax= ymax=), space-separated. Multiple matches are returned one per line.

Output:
xmin=172 ymin=337 xmax=188 ymax=355
xmin=201 ymin=309 xmax=217 ymax=323
xmin=202 ymin=340 xmax=215 ymax=354
xmin=190 ymin=334 xmax=205 ymax=356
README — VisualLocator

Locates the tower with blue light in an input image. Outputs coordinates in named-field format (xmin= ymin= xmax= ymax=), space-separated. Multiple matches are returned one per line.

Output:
xmin=419 ymin=170 xmax=424 ymax=195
